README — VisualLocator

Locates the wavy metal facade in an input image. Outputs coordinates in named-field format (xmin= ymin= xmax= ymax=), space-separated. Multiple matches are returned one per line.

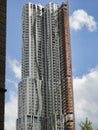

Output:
xmin=16 ymin=2 xmax=75 ymax=130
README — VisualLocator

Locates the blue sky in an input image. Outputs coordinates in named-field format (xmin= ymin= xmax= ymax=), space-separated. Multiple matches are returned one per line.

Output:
xmin=5 ymin=0 xmax=98 ymax=130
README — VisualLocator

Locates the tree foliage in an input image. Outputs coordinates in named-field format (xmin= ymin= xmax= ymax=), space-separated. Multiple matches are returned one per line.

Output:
xmin=79 ymin=118 xmax=93 ymax=130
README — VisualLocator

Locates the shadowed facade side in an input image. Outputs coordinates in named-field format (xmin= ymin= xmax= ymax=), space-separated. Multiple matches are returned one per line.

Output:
xmin=58 ymin=3 xmax=75 ymax=130
xmin=0 ymin=0 xmax=7 ymax=130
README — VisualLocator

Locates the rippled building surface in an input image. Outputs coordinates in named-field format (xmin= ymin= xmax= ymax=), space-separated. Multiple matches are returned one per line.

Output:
xmin=16 ymin=2 xmax=75 ymax=130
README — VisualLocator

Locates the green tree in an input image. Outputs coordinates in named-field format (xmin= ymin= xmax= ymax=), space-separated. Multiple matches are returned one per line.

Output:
xmin=79 ymin=118 xmax=93 ymax=130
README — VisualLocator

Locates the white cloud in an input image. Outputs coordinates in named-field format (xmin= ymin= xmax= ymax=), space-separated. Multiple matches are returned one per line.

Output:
xmin=8 ymin=59 xmax=21 ymax=79
xmin=5 ymin=58 xmax=20 ymax=130
xmin=5 ymin=91 xmax=18 ymax=130
xmin=6 ymin=78 xmax=18 ymax=89
xmin=70 ymin=9 xmax=97 ymax=32
xmin=73 ymin=66 xmax=98 ymax=129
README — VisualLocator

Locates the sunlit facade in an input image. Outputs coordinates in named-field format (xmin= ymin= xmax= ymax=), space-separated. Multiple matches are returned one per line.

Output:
xmin=16 ymin=2 xmax=75 ymax=130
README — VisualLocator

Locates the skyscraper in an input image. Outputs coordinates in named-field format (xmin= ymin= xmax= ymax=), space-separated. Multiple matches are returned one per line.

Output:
xmin=0 ymin=0 xmax=7 ymax=130
xmin=16 ymin=2 xmax=75 ymax=130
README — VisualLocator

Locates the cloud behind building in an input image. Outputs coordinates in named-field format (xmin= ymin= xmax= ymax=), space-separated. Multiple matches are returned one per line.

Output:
xmin=70 ymin=9 xmax=97 ymax=32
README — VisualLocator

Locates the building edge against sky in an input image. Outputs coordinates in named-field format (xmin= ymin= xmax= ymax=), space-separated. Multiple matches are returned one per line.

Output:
xmin=16 ymin=1 xmax=75 ymax=130
xmin=0 ymin=0 xmax=7 ymax=130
